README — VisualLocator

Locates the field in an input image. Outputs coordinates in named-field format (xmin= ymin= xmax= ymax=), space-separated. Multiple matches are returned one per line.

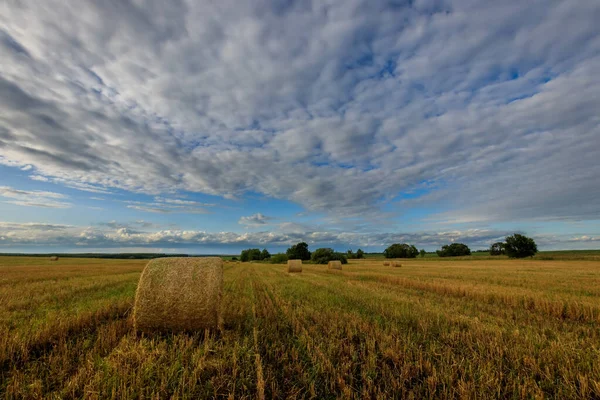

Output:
xmin=1 ymin=256 xmax=599 ymax=399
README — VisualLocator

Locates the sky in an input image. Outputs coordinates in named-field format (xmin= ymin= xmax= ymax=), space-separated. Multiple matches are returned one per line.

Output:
xmin=0 ymin=0 xmax=599 ymax=254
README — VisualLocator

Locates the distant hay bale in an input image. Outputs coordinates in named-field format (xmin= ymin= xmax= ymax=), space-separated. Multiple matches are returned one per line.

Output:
xmin=391 ymin=261 xmax=402 ymax=267
xmin=133 ymin=257 xmax=223 ymax=332
xmin=287 ymin=259 xmax=302 ymax=273
xmin=328 ymin=260 xmax=342 ymax=270
xmin=383 ymin=261 xmax=390 ymax=266
xmin=49 ymin=256 xmax=59 ymax=261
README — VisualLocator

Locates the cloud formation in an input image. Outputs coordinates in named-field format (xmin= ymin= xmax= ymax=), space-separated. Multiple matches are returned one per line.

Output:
xmin=239 ymin=213 xmax=272 ymax=226
xmin=124 ymin=198 xmax=212 ymax=214
xmin=0 ymin=0 xmax=599 ymax=225
xmin=0 ymin=186 xmax=71 ymax=208
xmin=0 ymin=221 xmax=596 ymax=251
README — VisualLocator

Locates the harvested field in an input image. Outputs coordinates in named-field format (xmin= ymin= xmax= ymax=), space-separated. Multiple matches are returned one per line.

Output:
xmin=1 ymin=256 xmax=599 ymax=398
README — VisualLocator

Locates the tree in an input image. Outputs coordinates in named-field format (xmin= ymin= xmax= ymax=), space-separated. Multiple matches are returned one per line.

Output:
xmin=346 ymin=249 xmax=356 ymax=259
xmin=490 ymin=242 xmax=505 ymax=256
xmin=269 ymin=253 xmax=288 ymax=264
xmin=420 ymin=249 xmax=426 ymax=258
xmin=356 ymin=249 xmax=365 ymax=259
xmin=504 ymin=234 xmax=538 ymax=258
xmin=437 ymin=243 xmax=471 ymax=257
xmin=383 ymin=243 xmax=419 ymax=258
xmin=286 ymin=242 xmax=311 ymax=260
xmin=240 ymin=248 xmax=262 ymax=262
xmin=311 ymin=248 xmax=348 ymax=264
xmin=261 ymin=248 xmax=271 ymax=260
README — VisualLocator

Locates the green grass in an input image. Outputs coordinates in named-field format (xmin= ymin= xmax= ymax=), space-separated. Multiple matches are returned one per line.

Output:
xmin=1 ymin=256 xmax=599 ymax=398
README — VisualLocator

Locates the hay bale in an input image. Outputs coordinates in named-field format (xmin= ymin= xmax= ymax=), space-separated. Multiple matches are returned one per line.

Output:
xmin=49 ymin=256 xmax=59 ymax=261
xmin=133 ymin=257 xmax=223 ymax=332
xmin=328 ymin=260 xmax=342 ymax=270
xmin=391 ymin=261 xmax=402 ymax=267
xmin=383 ymin=261 xmax=390 ymax=266
xmin=287 ymin=259 xmax=302 ymax=273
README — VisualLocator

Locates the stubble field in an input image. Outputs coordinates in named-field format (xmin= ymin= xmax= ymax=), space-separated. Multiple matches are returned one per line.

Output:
xmin=1 ymin=256 xmax=599 ymax=399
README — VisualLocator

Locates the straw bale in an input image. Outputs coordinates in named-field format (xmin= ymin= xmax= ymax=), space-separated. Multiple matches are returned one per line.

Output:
xmin=134 ymin=257 xmax=223 ymax=332
xmin=49 ymin=256 xmax=59 ymax=261
xmin=328 ymin=260 xmax=342 ymax=270
xmin=383 ymin=261 xmax=390 ymax=266
xmin=287 ymin=259 xmax=302 ymax=273
xmin=391 ymin=261 xmax=402 ymax=267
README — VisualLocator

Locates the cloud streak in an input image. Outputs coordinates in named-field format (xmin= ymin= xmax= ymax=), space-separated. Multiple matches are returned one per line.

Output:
xmin=239 ymin=213 xmax=272 ymax=226
xmin=0 ymin=186 xmax=71 ymax=208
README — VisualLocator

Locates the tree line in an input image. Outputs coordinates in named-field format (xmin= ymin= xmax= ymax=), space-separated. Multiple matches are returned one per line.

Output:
xmin=383 ymin=233 xmax=537 ymax=258
xmin=238 ymin=233 xmax=538 ymax=263
xmin=239 ymin=242 xmax=366 ymax=264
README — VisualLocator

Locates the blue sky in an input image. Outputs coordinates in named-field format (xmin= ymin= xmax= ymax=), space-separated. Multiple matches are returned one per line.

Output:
xmin=1 ymin=0 xmax=599 ymax=254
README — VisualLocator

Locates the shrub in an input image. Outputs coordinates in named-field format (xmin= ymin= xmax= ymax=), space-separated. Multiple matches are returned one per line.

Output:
xmin=437 ymin=243 xmax=471 ymax=257
xmin=311 ymin=248 xmax=348 ymax=264
xmin=420 ymin=249 xmax=426 ymax=258
xmin=504 ymin=234 xmax=538 ymax=258
xmin=383 ymin=243 xmax=419 ymax=258
xmin=286 ymin=242 xmax=311 ymax=261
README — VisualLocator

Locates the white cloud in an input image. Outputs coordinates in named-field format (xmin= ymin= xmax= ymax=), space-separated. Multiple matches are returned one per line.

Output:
xmin=0 ymin=186 xmax=71 ymax=208
xmin=0 ymin=0 xmax=598 ymax=224
xmin=1 ymin=220 xmax=597 ymax=251
xmin=239 ymin=213 xmax=272 ymax=226
xmin=126 ymin=199 xmax=210 ymax=214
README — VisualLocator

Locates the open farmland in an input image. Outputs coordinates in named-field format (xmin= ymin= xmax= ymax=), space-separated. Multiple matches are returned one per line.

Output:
xmin=1 ymin=256 xmax=599 ymax=399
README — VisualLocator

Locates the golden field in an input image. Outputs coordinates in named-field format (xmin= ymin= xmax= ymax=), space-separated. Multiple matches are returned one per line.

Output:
xmin=1 ymin=255 xmax=599 ymax=399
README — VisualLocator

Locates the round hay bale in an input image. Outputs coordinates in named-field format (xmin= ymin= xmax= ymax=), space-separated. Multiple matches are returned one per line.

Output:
xmin=328 ymin=260 xmax=342 ymax=270
xmin=49 ymin=256 xmax=59 ymax=261
xmin=391 ymin=261 xmax=402 ymax=267
xmin=133 ymin=257 xmax=223 ymax=332
xmin=287 ymin=259 xmax=302 ymax=273
xmin=383 ymin=261 xmax=390 ymax=266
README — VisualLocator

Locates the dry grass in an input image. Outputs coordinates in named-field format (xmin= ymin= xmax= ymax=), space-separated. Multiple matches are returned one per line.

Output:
xmin=327 ymin=260 xmax=342 ymax=270
xmin=287 ymin=259 xmax=302 ymax=273
xmin=1 ymin=255 xmax=599 ymax=398
xmin=134 ymin=257 xmax=223 ymax=332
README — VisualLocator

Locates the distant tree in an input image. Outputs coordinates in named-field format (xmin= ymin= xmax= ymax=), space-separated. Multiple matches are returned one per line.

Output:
xmin=383 ymin=243 xmax=419 ymax=258
xmin=261 ymin=248 xmax=271 ymax=260
xmin=311 ymin=248 xmax=348 ymax=264
xmin=504 ymin=234 xmax=538 ymax=258
xmin=231 ymin=257 xmax=238 ymax=261
xmin=240 ymin=248 xmax=262 ymax=262
xmin=346 ymin=249 xmax=356 ymax=259
xmin=490 ymin=242 xmax=505 ymax=256
xmin=286 ymin=242 xmax=311 ymax=260
xmin=420 ymin=249 xmax=426 ymax=258
xmin=269 ymin=253 xmax=288 ymax=264
xmin=437 ymin=243 xmax=471 ymax=257
xmin=356 ymin=249 xmax=365 ymax=259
